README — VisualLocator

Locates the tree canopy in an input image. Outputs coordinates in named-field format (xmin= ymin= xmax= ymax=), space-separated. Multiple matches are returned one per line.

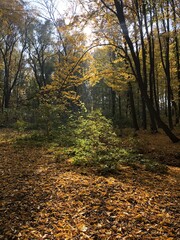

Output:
xmin=0 ymin=0 xmax=179 ymax=139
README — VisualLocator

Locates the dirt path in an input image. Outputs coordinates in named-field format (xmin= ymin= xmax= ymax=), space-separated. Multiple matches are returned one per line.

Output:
xmin=0 ymin=130 xmax=179 ymax=239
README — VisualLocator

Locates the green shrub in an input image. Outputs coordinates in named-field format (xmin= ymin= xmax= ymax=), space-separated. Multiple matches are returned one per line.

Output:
xmin=72 ymin=110 xmax=122 ymax=168
xmin=144 ymin=160 xmax=168 ymax=174
xmin=14 ymin=120 xmax=29 ymax=132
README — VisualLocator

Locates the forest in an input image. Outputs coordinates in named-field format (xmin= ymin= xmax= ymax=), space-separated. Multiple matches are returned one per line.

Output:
xmin=0 ymin=0 xmax=179 ymax=239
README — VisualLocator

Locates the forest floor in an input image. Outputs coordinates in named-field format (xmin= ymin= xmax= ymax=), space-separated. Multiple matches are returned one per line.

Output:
xmin=0 ymin=129 xmax=179 ymax=240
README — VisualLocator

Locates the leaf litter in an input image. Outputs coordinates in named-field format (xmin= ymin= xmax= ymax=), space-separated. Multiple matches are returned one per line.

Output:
xmin=0 ymin=129 xmax=179 ymax=239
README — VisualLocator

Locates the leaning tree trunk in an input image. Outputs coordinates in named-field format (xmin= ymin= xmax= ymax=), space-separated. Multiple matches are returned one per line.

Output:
xmin=113 ymin=0 xmax=179 ymax=143
xmin=155 ymin=0 xmax=173 ymax=129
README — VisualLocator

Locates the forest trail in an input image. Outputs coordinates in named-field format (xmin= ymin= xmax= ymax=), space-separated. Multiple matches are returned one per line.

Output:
xmin=0 ymin=129 xmax=179 ymax=239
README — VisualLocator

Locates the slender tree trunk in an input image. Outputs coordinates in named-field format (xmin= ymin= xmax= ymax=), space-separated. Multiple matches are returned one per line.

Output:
xmin=4 ymin=92 xmax=11 ymax=109
xmin=171 ymin=0 xmax=180 ymax=123
xmin=154 ymin=0 xmax=173 ymax=129
xmin=102 ymin=87 xmax=105 ymax=112
xmin=118 ymin=95 xmax=123 ymax=135
xmin=136 ymin=0 xmax=147 ymax=130
xmin=111 ymin=88 xmax=116 ymax=118
xmin=153 ymin=71 xmax=160 ymax=115
xmin=126 ymin=91 xmax=129 ymax=119
xmin=118 ymin=95 xmax=122 ymax=119
xmin=141 ymin=95 xmax=147 ymax=129
xmin=3 ymin=74 xmax=11 ymax=109
xmin=143 ymin=0 xmax=159 ymax=131
xmin=128 ymin=82 xmax=139 ymax=131
xmin=113 ymin=0 xmax=179 ymax=142
xmin=165 ymin=90 xmax=168 ymax=117
xmin=155 ymin=63 xmax=160 ymax=114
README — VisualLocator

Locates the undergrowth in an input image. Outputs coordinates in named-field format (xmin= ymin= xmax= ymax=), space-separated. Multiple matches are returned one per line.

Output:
xmin=13 ymin=111 xmax=168 ymax=174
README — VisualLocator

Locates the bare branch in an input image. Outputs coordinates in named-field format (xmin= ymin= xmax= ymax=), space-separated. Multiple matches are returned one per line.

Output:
xmin=99 ymin=0 xmax=117 ymax=16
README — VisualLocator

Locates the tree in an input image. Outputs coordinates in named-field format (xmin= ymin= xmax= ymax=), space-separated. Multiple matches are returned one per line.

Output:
xmin=115 ymin=0 xmax=179 ymax=141
xmin=171 ymin=0 xmax=180 ymax=124
xmin=0 ymin=0 xmax=28 ymax=109
xmin=27 ymin=19 xmax=54 ymax=89
xmin=95 ymin=0 xmax=179 ymax=142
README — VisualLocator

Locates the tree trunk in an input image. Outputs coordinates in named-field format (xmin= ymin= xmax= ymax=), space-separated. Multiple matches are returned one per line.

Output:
xmin=155 ymin=0 xmax=173 ymax=129
xmin=141 ymin=95 xmax=147 ymax=130
xmin=113 ymin=0 xmax=179 ymax=142
xmin=128 ymin=82 xmax=139 ymax=131
xmin=171 ymin=0 xmax=180 ymax=123
xmin=118 ymin=95 xmax=123 ymax=135
xmin=111 ymin=88 xmax=116 ymax=119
